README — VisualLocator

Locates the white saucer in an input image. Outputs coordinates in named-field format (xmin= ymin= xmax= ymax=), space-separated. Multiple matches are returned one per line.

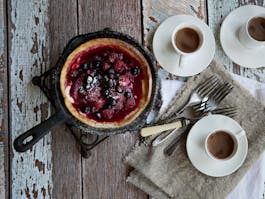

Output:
xmin=220 ymin=5 xmax=265 ymax=68
xmin=186 ymin=114 xmax=248 ymax=177
xmin=152 ymin=15 xmax=215 ymax=77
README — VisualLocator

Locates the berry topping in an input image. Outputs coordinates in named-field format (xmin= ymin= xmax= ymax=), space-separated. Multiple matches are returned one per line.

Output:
xmin=96 ymin=112 xmax=102 ymax=119
xmin=92 ymin=60 xmax=101 ymax=69
xmin=126 ymin=97 xmax=136 ymax=110
xmin=69 ymin=70 xmax=79 ymax=79
xmin=116 ymin=86 xmax=123 ymax=93
xmin=80 ymin=62 xmax=89 ymax=70
xmin=102 ymin=109 xmax=114 ymax=119
xmin=118 ymin=75 xmax=131 ymax=89
xmin=124 ymin=91 xmax=132 ymax=98
xmin=94 ymin=98 xmax=106 ymax=111
xmin=108 ymin=52 xmax=118 ymax=63
xmin=131 ymin=66 xmax=140 ymax=76
xmin=81 ymin=106 xmax=90 ymax=113
xmin=102 ymin=88 xmax=111 ymax=97
xmin=102 ymin=62 xmax=111 ymax=71
xmin=107 ymin=68 xmax=115 ymax=75
xmin=79 ymin=86 xmax=87 ymax=95
xmin=114 ymin=60 xmax=125 ymax=73
xmin=108 ymin=79 xmax=117 ymax=88
xmin=109 ymin=98 xmax=117 ymax=106
xmin=66 ymin=46 xmax=143 ymax=122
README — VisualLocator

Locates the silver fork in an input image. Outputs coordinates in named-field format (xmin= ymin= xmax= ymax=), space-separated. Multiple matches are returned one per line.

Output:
xmin=152 ymin=106 xmax=238 ymax=147
xmin=162 ymin=106 xmax=238 ymax=155
xmin=175 ymin=76 xmax=221 ymax=115
xmin=204 ymin=82 xmax=234 ymax=111
xmin=140 ymin=101 xmax=208 ymax=137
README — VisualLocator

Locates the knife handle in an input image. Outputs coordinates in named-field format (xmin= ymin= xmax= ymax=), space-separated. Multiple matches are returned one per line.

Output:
xmin=140 ymin=121 xmax=182 ymax=137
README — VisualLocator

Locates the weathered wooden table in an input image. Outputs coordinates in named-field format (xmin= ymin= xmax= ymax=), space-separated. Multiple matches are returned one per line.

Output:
xmin=0 ymin=0 xmax=264 ymax=198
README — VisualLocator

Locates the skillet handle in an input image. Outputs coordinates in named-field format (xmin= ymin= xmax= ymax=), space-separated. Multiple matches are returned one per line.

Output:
xmin=13 ymin=111 xmax=67 ymax=152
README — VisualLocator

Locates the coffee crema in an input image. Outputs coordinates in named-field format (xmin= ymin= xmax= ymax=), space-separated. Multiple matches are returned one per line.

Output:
xmin=207 ymin=131 xmax=235 ymax=159
xmin=248 ymin=17 xmax=265 ymax=41
xmin=175 ymin=28 xmax=200 ymax=53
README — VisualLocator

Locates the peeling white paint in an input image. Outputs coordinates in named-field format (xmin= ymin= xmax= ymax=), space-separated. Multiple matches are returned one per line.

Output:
xmin=0 ymin=0 xmax=6 ymax=198
xmin=207 ymin=0 xmax=265 ymax=82
xmin=10 ymin=1 xmax=52 ymax=198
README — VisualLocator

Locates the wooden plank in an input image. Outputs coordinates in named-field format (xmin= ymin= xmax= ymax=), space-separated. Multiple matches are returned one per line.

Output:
xmin=48 ymin=0 xmax=82 ymax=198
xmin=207 ymin=0 xmax=265 ymax=82
xmin=78 ymin=0 xmax=147 ymax=198
xmin=0 ymin=0 xmax=8 ymax=198
xmin=9 ymin=0 xmax=53 ymax=198
xmin=142 ymin=0 xmax=208 ymax=80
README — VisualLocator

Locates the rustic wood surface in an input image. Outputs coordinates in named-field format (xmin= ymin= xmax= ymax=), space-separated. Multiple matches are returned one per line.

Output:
xmin=77 ymin=0 xmax=147 ymax=199
xmin=0 ymin=0 xmax=8 ymax=198
xmin=9 ymin=0 xmax=52 ymax=198
xmin=1 ymin=0 xmax=264 ymax=198
xmin=49 ymin=1 xmax=82 ymax=199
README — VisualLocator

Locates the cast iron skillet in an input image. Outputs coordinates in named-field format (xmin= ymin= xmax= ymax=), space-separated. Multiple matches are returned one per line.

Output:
xmin=13 ymin=28 xmax=158 ymax=152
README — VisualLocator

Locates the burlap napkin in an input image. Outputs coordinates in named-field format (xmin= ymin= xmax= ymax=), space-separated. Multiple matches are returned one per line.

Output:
xmin=125 ymin=61 xmax=265 ymax=199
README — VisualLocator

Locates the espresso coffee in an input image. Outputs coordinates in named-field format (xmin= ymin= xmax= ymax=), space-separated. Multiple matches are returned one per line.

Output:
xmin=248 ymin=17 xmax=265 ymax=41
xmin=175 ymin=28 xmax=200 ymax=53
xmin=207 ymin=131 xmax=235 ymax=159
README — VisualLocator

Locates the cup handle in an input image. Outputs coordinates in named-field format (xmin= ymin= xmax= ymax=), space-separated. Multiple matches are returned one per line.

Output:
xmin=178 ymin=55 xmax=187 ymax=68
xmin=235 ymin=129 xmax=246 ymax=138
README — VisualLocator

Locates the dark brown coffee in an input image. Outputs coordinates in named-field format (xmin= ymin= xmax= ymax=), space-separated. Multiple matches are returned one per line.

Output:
xmin=248 ymin=17 xmax=265 ymax=41
xmin=175 ymin=28 xmax=200 ymax=53
xmin=207 ymin=131 xmax=235 ymax=159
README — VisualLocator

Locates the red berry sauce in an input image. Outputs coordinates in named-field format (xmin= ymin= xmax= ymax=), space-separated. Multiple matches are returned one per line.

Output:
xmin=65 ymin=45 xmax=144 ymax=122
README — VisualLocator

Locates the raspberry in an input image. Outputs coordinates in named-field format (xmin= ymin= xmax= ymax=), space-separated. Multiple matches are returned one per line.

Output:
xmin=114 ymin=60 xmax=125 ymax=73
xmin=102 ymin=109 xmax=114 ymax=119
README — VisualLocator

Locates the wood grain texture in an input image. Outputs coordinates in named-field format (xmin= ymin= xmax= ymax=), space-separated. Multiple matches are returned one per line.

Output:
xmin=78 ymin=0 xmax=147 ymax=198
xmin=207 ymin=0 xmax=265 ymax=82
xmin=0 ymin=0 xmax=8 ymax=198
xmin=48 ymin=0 xmax=82 ymax=198
xmin=9 ymin=0 xmax=52 ymax=198
xmin=142 ymin=0 xmax=207 ymax=80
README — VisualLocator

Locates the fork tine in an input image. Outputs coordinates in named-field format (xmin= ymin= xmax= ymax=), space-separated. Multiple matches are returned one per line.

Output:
xmin=197 ymin=76 xmax=221 ymax=97
xmin=209 ymin=82 xmax=232 ymax=102
xmin=192 ymin=101 xmax=207 ymax=110
xmin=196 ymin=76 xmax=217 ymax=92
xmin=209 ymin=83 xmax=224 ymax=100
xmin=213 ymin=107 xmax=238 ymax=117
xmin=198 ymin=78 xmax=221 ymax=98
xmin=196 ymin=76 xmax=218 ymax=94
xmin=215 ymin=84 xmax=233 ymax=104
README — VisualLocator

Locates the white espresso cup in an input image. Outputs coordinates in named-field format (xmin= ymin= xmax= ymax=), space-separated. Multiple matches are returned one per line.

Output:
xmin=238 ymin=15 xmax=265 ymax=49
xmin=171 ymin=22 xmax=204 ymax=67
xmin=205 ymin=129 xmax=245 ymax=161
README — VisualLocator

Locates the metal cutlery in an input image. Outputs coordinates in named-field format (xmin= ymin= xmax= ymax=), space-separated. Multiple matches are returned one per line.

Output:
xmin=151 ymin=106 xmax=237 ymax=147
xmin=171 ymin=75 xmax=221 ymax=117
xmin=140 ymin=101 xmax=207 ymax=137
xmin=204 ymin=82 xmax=234 ymax=111
xmin=163 ymin=106 xmax=238 ymax=156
